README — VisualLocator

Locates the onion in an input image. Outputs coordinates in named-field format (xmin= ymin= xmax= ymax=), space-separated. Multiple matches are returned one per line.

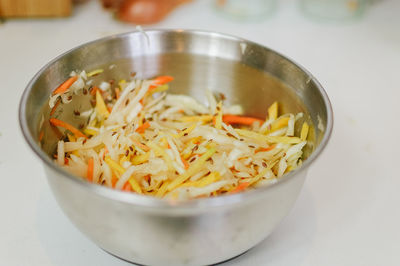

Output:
xmin=118 ymin=0 xmax=191 ymax=25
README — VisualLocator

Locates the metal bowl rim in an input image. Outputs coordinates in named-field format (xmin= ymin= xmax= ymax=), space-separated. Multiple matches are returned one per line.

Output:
xmin=19 ymin=28 xmax=333 ymax=209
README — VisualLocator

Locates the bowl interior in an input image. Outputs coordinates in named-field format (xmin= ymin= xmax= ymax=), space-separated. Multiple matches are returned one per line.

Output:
xmin=21 ymin=30 xmax=330 ymax=185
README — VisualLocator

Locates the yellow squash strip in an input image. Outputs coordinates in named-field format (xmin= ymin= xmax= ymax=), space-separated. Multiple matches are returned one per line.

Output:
xmin=67 ymin=134 xmax=76 ymax=142
xmin=180 ymin=171 xmax=221 ymax=188
xmin=147 ymin=141 xmax=175 ymax=171
xmin=105 ymin=156 xmax=142 ymax=194
xmin=268 ymin=136 xmax=302 ymax=144
xmin=195 ymin=171 xmax=221 ymax=187
xmin=181 ymin=143 xmax=196 ymax=159
xmin=173 ymin=123 xmax=197 ymax=138
xmin=96 ymin=90 xmax=110 ymax=118
xmin=214 ymin=101 xmax=223 ymax=130
xmin=144 ymin=178 xmax=163 ymax=192
xmin=149 ymin=84 xmax=169 ymax=95
xmin=181 ymin=137 xmax=203 ymax=159
xmin=130 ymin=138 xmax=150 ymax=152
xmin=105 ymin=156 xmax=125 ymax=175
xmin=243 ymin=167 xmax=271 ymax=186
xmin=159 ymin=137 xmax=169 ymax=149
xmin=89 ymin=118 xmax=97 ymax=127
xmin=131 ymin=151 xmax=150 ymax=165
xmin=128 ymin=177 xmax=142 ymax=194
xmin=270 ymin=117 xmax=290 ymax=132
xmin=119 ymin=155 xmax=129 ymax=165
xmin=300 ymin=122 xmax=309 ymax=141
xmin=235 ymin=129 xmax=302 ymax=144
xmin=137 ymin=112 xmax=145 ymax=127
xmin=191 ymin=136 xmax=202 ymax=143
xmin=145 ymin=190 xmax=157 ymax=196
xmin=156 ymin=180 xmax=170 ymax=198
xmin=268 ymin=101 xmax=278 ymax=121
xmin=167 ymin=147 xmax=216 ymax=192
xmin=83 ymin=128 xmax=98 ymax=136
xmin=87 ymin=69 xmax=104 ymax=77
xmin=179 ymin=115 xmax=213 ymax=123
xmin=261 ymin=116 xmax=290 ymax=134
xmin=286 ymin=165 xmax=295 ymax=172
xmin=118 ymin=79 xmax=126 ymax=89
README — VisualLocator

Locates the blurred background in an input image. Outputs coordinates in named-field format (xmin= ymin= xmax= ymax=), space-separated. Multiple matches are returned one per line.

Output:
xmin=0 ymin=0 xmax=382 ymax=23
xmin=1 ymin=1 xmax=400 ymax=266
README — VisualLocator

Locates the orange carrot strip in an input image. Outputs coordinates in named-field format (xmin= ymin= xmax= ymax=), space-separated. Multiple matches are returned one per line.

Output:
xmin=50 ymin=98 xmax=61 ymax=116
xmin=103 ymin=146 xmax=109 ymax=160
xmin=52 ymin=76 xmax=78 ymax=95
xmin=90 ymin=86 xmax=99 ymax=96
xmin=115 ymin=87 xmax=120 ymax=99
xmin=111 ymin=175 xmax=118 ymax=188
xmin=122 ymin=181 xmax=132 ymax=191
xmin=131 ymin=138 xmax=150 ymax=151
xmin=222 ymin=115 xmax=263 ymax=126
xmin=54 ymin=155 xmax=69 ymax=166
xmin=144 ymin=175 xmax=151 ymax=183
xmin=38 ymin=130 xmax=44 ymax=142
xmin=135 ymin=122 xmax=150 ymax=134
xmin=149 ymin=75 xmax=174 ymax=90
xmin=153 ymin=75 xmax=174 ymax=85
xmin=49 ymin=118 xmax=87 ymax=139
xmin=107 ymin=106 xmax=112 ymax=113
xmin=230 ymin=182 xmax=250 ymax=194
xmin=181 ymin=156 xmax=189 ymax=169
xmin=50 ymin=122 xmax=64 ymax=139
xmin=256 ymin=145 xmax=276 ymax=153
xmin=87 ymin=158 xmax=94 ymax=182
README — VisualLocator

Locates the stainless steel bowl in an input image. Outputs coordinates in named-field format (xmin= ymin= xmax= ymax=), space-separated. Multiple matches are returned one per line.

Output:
xmin=19 ymin=29 xmax=332 ymax=266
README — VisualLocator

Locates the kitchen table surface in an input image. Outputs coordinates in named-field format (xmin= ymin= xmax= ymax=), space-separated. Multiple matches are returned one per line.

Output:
xmin=1 ymin=0 xmax=399 ymax=265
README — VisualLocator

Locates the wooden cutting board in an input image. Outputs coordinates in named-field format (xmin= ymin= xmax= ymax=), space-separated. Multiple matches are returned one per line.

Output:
xmin=0 ymin=0 xmax=72 ymax=17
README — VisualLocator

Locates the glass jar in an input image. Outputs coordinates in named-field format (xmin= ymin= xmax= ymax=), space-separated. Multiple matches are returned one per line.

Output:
xmin=214 ymin=0 xmax=277 ymax=21
xmin=300 ymin=0 xmax=367 ymax=21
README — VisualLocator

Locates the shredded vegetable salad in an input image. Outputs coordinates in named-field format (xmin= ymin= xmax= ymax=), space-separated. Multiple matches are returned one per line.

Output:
xmin=46 ymin=69 xmax=309 ymax=200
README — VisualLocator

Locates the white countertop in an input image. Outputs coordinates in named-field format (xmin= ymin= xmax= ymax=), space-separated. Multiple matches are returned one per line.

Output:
xmin=1 ymin=0 xmax=399 ymax=265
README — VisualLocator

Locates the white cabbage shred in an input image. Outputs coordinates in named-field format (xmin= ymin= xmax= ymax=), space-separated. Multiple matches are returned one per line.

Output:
xmin=49 ymin=68 xmax=309 ymax=201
